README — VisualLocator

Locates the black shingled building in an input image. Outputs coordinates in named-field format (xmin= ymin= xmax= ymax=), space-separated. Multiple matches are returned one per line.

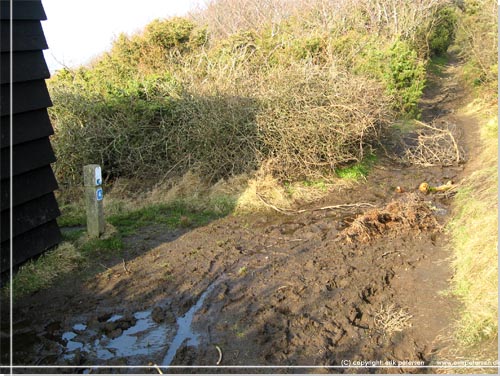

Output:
xmin=1 ymin=0 xmax=62 ymax=273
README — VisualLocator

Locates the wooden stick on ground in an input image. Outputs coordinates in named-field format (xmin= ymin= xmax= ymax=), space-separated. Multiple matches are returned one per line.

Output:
xmin=414 ymin=120 xmax=462 ymax=164
xmin=256 ymin=193 xmax=294 ymax=215
xmin=122 ymin=259 xmax=131 ymax=274
xmin=256 ymin=192 xmax=375 ymax=215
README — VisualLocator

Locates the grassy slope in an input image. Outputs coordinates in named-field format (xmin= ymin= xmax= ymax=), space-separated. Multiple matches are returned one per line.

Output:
xmin=449 ymin=103 xmax=498 ymax=348
xmin=444 ymin=0 xmax=498 ymax=354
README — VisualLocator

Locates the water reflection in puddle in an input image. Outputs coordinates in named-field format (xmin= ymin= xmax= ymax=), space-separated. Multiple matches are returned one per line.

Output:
xmin=73 ymin=323 xmax=87 ymax=331
xmin=61 ymin=280 xmax=220 ymax=365
xmin=62 ymin=310 xmax=171 ymax=361
xmin=62 ymin=331 xmax=84 ymax=353
xmin=162 ymin=282 xmax=217 ymax=366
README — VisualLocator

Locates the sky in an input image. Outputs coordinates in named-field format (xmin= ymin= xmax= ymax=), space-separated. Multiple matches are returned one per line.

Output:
xmin=41 ymin=0 xmax=202 ymax=73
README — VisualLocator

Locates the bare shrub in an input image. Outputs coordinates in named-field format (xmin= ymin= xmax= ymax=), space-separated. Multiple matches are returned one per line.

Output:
xmin=256 ymin=64 xmax=394 ymax=181
xmin=50 ymin=83 xmax=261 ymax=185
xmin=357 ymin=0 xmax=448 ymax=41
xmin=165 ymin=94 xmax=261 ymax=181
xmin=193 ymin=0 xmax=449 ymax=43
xmin=191 ymin=0 xmax=302 ymax=38
xmin=50 ymin=59 xmax=393 ymax=186
xmin=454 ymin=0 xmax=497 ymax=84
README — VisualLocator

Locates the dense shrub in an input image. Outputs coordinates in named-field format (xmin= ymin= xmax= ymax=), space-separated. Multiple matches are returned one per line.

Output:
xmin=256 ymin=65 xmax=393 ymax=181
xmin=143 ymin=17 xmax=208 ymax=52
xmin=50 ymin=78 xmax=261 ymax=185
xmin=351 ymin=38 xmax=426 ymax=117
xmin=291 ymin=36 xmax=325 ymax=61
xmin=385 ymin=41 xmax=427 ymax=116
xmin=48 ymin=0 xmax=453 ymax=186
xmin=144 ymin=18 xmax=195 ymax=49
xmin=49 ymin=62 xmax=392 ymax=185
xmin=428 ymin=6 xmax=458 ymax=56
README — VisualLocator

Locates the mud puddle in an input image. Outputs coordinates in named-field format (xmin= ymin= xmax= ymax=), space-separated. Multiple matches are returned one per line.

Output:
xmin=48 ymin=279 xmax=222 ymax=369
xmin=59 ymin=311 xmax=170 ymax=365
xmin=162 ymin=280 xmax=219 ymax=366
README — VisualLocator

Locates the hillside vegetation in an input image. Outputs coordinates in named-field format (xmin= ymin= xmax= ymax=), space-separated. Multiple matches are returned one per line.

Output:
xmin=48 ymin=0 xmax=458 ymax=187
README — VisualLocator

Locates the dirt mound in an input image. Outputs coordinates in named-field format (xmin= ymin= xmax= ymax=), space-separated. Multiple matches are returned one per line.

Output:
xmin=338 ymin=193 xmax=441 ymax=243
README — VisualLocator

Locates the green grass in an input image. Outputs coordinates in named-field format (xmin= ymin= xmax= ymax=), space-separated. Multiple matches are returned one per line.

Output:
xmin=80 ymin=236 xmax=124 ymax=255
xmin=57 ymin=202 xmax=86 ymax=227
xmin=7 ymin=195 xmax=235 ymax=299
xmin=427 ymin=54 xmax=449 ymax=76
xmin=335 ymin=154 xmax=377 ymax=180
xmin=108 ymin=200 xmax=233 ymax=236
xmin=336 ymin=164 xmax=369 ymax=180
xmin=4 ymin=235 xmax=125 ymax=299
xmin=6 ymin=243 xmax=84 ymax=298
xmin=301 ymin=179 xmax=328 ymax=191
xmin=61 ymin=228 xmax=85 ymax=242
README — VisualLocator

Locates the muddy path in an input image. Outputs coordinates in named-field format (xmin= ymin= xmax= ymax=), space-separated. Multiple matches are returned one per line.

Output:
xmin=3 ymin=58 xmax=475 ymax=373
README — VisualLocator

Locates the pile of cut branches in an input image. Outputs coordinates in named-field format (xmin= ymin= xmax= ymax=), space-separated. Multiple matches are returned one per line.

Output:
xmin=337 ymin=193 xmax=441 ymax=243
xmin=401 ymin=119 xmax=466 ymax=167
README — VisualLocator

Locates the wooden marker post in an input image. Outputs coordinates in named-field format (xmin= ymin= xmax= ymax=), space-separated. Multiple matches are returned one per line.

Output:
xmin=84 ymin=164 xmax=105 ymax=238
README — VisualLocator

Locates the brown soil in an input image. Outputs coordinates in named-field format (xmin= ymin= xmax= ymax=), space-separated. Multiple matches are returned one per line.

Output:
xmin=2 ymin=57 xmax=479 ymax=373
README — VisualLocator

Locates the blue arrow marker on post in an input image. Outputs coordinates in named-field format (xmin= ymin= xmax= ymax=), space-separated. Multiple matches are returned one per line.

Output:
xmin=84 ymin=164 xmax=105 ymax=238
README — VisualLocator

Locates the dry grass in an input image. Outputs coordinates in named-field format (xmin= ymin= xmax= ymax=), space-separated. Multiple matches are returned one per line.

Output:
xmin=99 ymin=171 xmax=246 ymax=218
xmin=235 ymin=172 xmax=293 ymax=214
xmin=436 ymin=337 xmax=499 ymax=374
xmin=448 ymin=113 xmax=498 ymax=347
xmin=234 ymin=162 xmax=350 ymax=214
xmin=5 ymin=243 xmax=83 ymax=298
xmin=147 ymin=171 xmax=210 ymax=204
